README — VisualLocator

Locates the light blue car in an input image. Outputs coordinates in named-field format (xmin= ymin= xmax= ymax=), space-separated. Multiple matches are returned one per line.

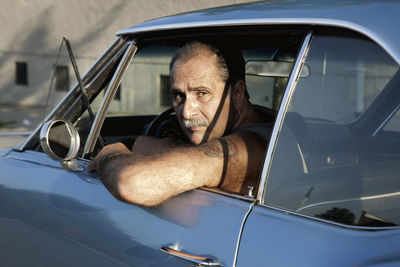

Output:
xmin=2 ymin=0 xmax=400 ymax=266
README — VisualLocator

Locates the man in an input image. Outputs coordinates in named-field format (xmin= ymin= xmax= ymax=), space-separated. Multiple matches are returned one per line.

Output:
xmin=89 ymin=41 xmax=272 ymax=206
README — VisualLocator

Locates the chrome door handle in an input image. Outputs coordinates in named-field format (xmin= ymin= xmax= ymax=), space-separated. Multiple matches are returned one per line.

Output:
xmin=160 ymin=246 xmax=220 ymax=266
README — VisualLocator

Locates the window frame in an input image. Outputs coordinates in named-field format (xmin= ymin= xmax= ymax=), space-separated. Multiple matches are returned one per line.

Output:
xmin=257 ymin=31 xmax=314 ymax=202
xmin=82 ymin=41 xmax=138 ymax=157
xmin=258 ymin=28 xmax=400 ymax=229
xmin=81 ymin=28 xmax=311 ymax=200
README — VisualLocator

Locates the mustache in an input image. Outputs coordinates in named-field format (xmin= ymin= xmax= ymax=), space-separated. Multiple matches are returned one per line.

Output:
xmin=181 ymin=118 xmax=209 ymax=128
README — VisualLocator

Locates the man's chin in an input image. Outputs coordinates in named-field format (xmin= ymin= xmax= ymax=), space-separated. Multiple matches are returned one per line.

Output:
xmin=187 ymin=132 xmax=206 ymax=145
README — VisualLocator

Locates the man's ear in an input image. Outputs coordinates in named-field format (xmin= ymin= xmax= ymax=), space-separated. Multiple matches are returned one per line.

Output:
xmin=232 ymin=80 xmax=246 ymax=110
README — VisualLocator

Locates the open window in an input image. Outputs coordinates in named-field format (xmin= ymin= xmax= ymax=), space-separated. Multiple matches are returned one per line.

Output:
xmin=98 ymin=29 xmax=306 ymax=151
xmin=88 ymin=28 xmax=307 ymax=197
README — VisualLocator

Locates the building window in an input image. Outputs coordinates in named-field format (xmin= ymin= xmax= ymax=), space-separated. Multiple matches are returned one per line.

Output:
xmin=15 ymin=62 xmax=28 ymax=85
xmin=115 ymin=84 xmax=121 ymax=101
xmin=54 ymin=65 xmax=69 ymax=91
xmin=160 ymin=75 xmax=171 ymax=107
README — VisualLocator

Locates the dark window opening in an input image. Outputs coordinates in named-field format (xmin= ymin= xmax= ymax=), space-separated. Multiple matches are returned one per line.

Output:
xmin=15 ymin=62 xmax=28 ymax=85
xmin=54 ymin=65 xmax=69 ymax=91
xmin=160 ymin=75 xmax=171 ymax=107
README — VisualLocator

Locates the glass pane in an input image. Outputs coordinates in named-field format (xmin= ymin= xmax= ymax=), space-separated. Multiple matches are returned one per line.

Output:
xmin=383 ymin=108 xmax=400 ymax=132
xmin=289 ymin=35 xmax=397 ymax=123
xmin=264 ymin=33 xmax=400 ymax=227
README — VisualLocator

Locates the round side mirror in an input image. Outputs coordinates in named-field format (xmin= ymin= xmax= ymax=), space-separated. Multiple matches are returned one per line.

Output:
xmin=40 ymin=119 xmax=80 ymax=161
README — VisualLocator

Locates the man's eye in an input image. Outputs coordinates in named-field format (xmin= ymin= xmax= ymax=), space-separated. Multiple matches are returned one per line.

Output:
xmin=197 ymin=91 xmax=208 ymax=97
xmin=172 ymin=92 xmax=185 ymax=103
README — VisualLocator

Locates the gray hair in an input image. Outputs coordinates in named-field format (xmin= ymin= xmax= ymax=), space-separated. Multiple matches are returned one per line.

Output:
xmin=169 ymin=41 xmax=246 ymax=92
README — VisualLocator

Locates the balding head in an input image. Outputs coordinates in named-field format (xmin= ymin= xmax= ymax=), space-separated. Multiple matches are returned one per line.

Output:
xmin=170 ymin=41 xmax=247 ymax=95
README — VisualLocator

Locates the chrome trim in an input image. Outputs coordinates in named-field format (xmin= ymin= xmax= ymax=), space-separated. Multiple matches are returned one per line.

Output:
xmin=17 ymin=37 xmax=127 ymax=151
xmin=200 ymin=187 xmax=255 ymax=202
xmin=39 ymin=119 xmax=80 ymax=162
xmin=83 ymin=42 xmax=138 ymax=156
xmin=297 ymin=191 xmax=400 ymax=213
xmin=257 ymin=202 xmax=400 ymax=231
xmin=117 ymin=18 xmax=400 ymax=65
xmin=160 ymin=246 xmax=220 ymax=266
xmin=257 ymin=32 xmax=313 ymax=203
xmin=83 ymin=37 xmax=126 ymax=86
xmin=372 ymin=103 xmax=400 ymax=137
xmin=233 ymin=202 xmax=255 ymax=267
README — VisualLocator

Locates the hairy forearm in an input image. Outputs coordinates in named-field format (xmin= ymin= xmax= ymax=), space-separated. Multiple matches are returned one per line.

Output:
xmin=97 ymin=153 xmax=135 ymax=202
xmin=98 ymin=148 xmax=215 ymax=207
xmin=94 ymin=132 xmax=265 ymax=206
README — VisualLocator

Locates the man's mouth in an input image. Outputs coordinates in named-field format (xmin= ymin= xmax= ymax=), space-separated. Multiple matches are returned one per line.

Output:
xmin=182 ymin=118 xmax=208 ymax=129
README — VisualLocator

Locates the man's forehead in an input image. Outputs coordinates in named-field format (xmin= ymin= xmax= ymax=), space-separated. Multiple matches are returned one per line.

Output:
xmin=176 ymin=50 xmax=216 ymax=67
xmin=172 ymin=55 xmax=220 ymax=81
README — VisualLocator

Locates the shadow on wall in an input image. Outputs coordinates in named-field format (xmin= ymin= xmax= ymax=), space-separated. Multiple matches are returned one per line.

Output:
xmin=0 ymin=1 xmax=129 ymax=131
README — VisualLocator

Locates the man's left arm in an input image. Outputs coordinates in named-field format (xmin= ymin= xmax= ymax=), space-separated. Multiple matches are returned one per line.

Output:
xmin=89 ymin=132 xmax=267 ymax=206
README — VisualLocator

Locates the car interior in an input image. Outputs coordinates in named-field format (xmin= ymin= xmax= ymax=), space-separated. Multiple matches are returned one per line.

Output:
xmin=91 ymin=29 xmax=306 ymax=154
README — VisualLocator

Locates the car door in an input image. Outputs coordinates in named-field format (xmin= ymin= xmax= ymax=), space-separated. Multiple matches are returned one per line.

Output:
xmin=0 ymin=27 xmax=309 ymax=266
xmin=236 ymin=29 xmax=400 ymax=266
xmin=0 ymin=39 xmax=252 ymax=267
xmin=1 ymin=150 xmax=252 ymax=266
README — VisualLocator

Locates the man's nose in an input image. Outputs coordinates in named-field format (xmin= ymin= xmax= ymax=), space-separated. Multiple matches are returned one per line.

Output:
xmin=182 ymin=97 xmax=198 ymax=119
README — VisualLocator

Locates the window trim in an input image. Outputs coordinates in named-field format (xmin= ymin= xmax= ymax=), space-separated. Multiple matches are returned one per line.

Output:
xmin=257 ymin=31 xmax=314 ymax=203
xmin=257 ymin=201 xmax=400 ymax=231
xmin=83 ymin=41 xmax=138 ymax=156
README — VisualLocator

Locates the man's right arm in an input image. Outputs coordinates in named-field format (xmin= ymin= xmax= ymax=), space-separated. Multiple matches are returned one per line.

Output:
xmin=91 ymin=131 xmax=266 ymax=206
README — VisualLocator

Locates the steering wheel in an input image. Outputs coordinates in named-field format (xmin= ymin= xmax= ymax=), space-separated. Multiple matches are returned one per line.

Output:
xmin=144 ymin=107 xmax=188 ymax=141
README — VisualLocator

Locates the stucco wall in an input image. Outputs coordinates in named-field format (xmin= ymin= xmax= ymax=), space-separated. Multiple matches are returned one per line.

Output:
xmin=0 ymin=0 xmax=255 ymax=106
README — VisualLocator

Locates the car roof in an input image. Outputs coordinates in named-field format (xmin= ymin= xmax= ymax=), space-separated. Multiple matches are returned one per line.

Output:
xmin=117 ymin=0 xmax=400 ymax=64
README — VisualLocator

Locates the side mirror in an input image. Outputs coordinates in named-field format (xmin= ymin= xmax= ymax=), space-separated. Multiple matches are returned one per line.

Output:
xmin=40 ymin=119 xmax=83 ymax=171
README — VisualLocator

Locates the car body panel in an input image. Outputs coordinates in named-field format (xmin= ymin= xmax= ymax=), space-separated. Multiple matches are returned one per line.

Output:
xmin=2 ymin=1 xmax=400 ymax=266
xmin=237 ymin=205 xmax=400 ymax=266
xmin=117 ymin=0 xmax=400 ymax=64
xmin=1 ymin=150 xmax=252 ymax=266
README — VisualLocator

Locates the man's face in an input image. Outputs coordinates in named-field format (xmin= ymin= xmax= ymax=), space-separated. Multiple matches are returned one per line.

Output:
xmin=171 ymin=51 xmax=231 ymax=145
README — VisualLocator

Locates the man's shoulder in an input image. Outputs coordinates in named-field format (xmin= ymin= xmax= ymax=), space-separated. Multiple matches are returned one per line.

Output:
xmin=233 ymin=105 xmax=275 ymax=142
xmin=234 ymin=122 xmax=273 ymax=142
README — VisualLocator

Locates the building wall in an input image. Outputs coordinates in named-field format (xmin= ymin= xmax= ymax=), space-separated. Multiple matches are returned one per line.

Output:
xmin=0 ymin=0 xmax=255 ymax=106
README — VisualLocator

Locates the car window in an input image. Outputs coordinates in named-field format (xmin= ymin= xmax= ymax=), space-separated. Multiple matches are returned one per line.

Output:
xmin=106 ymin=37 xmax=301 ymax=117
xmin=264 ymin=31 xmax=400 ymax=227
xmin=97 ymin=31 xmax=304 ymax=196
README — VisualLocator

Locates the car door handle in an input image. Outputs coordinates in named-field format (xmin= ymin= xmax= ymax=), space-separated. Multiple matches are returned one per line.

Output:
xmin=160 ymin=246 xmax=220 ymax=266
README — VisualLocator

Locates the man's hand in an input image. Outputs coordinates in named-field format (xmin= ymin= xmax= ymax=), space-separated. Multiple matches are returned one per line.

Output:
xmin=88 ymin=142 xmax=131 ymax=172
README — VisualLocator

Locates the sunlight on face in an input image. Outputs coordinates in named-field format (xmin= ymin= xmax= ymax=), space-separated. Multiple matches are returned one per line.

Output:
xmin=171 ymin=52 xmax=231 ymax=145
